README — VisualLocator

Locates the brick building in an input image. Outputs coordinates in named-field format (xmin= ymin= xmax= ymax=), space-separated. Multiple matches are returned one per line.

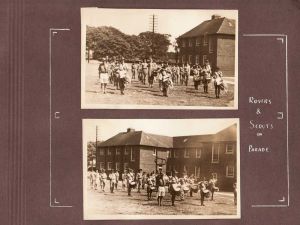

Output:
xmin=96 ymin=124 xmax=237 ymax=191
xmin=176 ymin=15 xmax=236 ymax=77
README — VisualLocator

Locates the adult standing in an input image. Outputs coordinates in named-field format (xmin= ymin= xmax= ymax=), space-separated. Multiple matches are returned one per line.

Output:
xmin=109 ymin=169 xmax=117 ymax=193
xmin=94 ymin=170 xmax=100 ymax=190
xmin=202 ymin=60 xmax=212 ymax=93
xmin=212 ymin=67 xmax=223 ymax=99
xmin=100 ymin=169 xmax=107 ymax=192
xmin=199 ymin=181 xmax=207 ymax=206
xmin=126 ymin=169 xmax=134 ymax=196
xmin=118 ymin=60 xmax=129 ymax=95
xmin=184 ymin=63 xmax=191 ymax=86
xmin=161 ymin=65 xmax=172 ymax=97
xmin=156 ymin=167 xmax=166 ymax=206
xmin=208 ymin=175 xmax=219 ymax=200
xmin=169 ymin=172 xmax=179 ymax=206
xmin=136 ymin=169 xmax=143 ymax=193
xmin=98 ymin=58 xmax=109 ymax=94
xmin=142 ymin=59 xmax=148 ymax=85
xmin=131 ymin=62 xmax=137 ymax=80
xmin=115 ymin=170 xmax=120 ymax=190
xmin=233 ymin=182 xmax=237 ymax=205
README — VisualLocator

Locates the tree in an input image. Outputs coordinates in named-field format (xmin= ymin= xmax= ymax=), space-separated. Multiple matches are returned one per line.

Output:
xmin=86 ymin=26 xmax=171 ymax=61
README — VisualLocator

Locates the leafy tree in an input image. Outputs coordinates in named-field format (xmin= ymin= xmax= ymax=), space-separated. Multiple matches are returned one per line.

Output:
xmin=86 ymin=26 xmax=171 ymax=61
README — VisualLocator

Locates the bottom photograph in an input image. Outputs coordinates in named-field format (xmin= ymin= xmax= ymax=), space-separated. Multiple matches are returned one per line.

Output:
xmin=83 ymin=118 xmax=240 ymax=219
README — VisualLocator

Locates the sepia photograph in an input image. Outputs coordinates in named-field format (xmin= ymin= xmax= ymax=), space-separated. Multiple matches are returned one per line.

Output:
xmin=81 ymin=8 xmax=238 ymax=109
xmin=83 ymin=119 xmax=240 ymax=219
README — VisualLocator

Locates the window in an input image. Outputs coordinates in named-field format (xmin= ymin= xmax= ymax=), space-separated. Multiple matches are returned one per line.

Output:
xmin=196 ymin=148 xmax=202 ymax=158
xmin=100 ymin=162 xmax=105 ymax=169
xmin=182 ymin=40 xmax=186 ymax=47
xmin=116 ymin=162 xmax=120 ymax=171
xmin=202 ymin=55 xmax=208 ymax=65
xmin=212 ymin=173 xmax=218 ymax=179
xmin=124 ymin=163 xmax=129 ymax=170
xmin=184 ymin=149 xmax=190 ymax=158
xmin=168 ymin=150 xmax=171 ymax=158
xmin=174 ymin=150 xmax=179 ymax=158
xmin=212 ymin=143 xmax=220 ymax=163
xmin=203 ymin=34 xmax=208 ymax=45
xmin=130 ymin=148 xmax=135 ymax=162
xmin=183 ymin=165 xmax=188 ymax=173
xmin=226 ymin=166 xmax=235 ymax=178
xmin=189 ymin=39 xmax=193 ymax=47
xmin=107 ymin=148 xmax=112 ymax=156
xmin=107 ymin=162 xmax=112 ymax=170
xmin=188 ymin=55 xmax=192 ymax=64
xmin=194 ymin=166 xmax=200 ymax=178
xmin=116 ymin=148 xmax=121 ymax=155
xmin=99 ymin=148 xmax=105 ymax=156
xmin=153 ymin=148 xmax=157 ymax=156
xmin=196 ymin=38 xmax=201 ymax=46
xmin=226 ymin=144 xmax=234 ymax=154
xmin=195 ymin=55 xmax=200 ymax=65
xmin=124 ymin=147 xmax=129 ymax=155
xmin=209 ymin=37 xmax=213 ymax=53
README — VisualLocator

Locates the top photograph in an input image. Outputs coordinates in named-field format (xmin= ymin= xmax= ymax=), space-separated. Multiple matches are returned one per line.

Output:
xmin=81 ymin=8 xmax=238 ymax=109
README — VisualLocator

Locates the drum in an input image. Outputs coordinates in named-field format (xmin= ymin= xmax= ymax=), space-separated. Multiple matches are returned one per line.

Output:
xmin=203 ymin=189 xmax=211 ymax=198
xmin=129 ymin=181 xmax=136 ymax=188
xmin=183 ymin=186 xmax=190 ymax=193
xmin=191 ymin=185 xmax=199 ymax=193
xmin=171 ymin=184 xmax=181 ymax=195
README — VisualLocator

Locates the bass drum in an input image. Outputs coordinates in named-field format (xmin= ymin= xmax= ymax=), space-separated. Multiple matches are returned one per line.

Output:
xmin=183 ymin=185 xmax=190 ymax=193
xmin=129 ymin=181 xmax=136 ymax=188
xmin=191 ymin=185 xmax=199 ymax=193
xmin=171 ymin=184 xmax=181 ymax=196
xmin=203 ymin=189 xmax=211 ymax=198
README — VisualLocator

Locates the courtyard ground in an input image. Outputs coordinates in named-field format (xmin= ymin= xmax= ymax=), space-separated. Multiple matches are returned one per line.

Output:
xmin=85 ymin=181 xmax=237 ymax=217
xmin=83 ymin=60 xmax=235 ymax=107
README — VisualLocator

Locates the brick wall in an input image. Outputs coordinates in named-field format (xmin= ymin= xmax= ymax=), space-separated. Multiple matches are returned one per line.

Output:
xmin=139 ymin=146 xmax=169 ymax=173
xmin=166 ymin=141 xmax=236 ymax=191
xmin=216 ymin=35 xmax=235 ymax=77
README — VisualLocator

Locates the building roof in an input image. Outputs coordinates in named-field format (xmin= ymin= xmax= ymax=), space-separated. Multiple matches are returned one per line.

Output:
xmin=99 ymin=124 xmax=237 ymax=148
xmin=173 ymin=135 xmax=211 ymax=148
xmin=178 ymin=16 xmax=235 ymax=39
xmin=99 ymin=129 xmax=173 ymax=148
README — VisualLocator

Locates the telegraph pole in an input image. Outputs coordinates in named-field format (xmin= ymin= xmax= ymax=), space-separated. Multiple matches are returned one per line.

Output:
xmin=149 ymin=14 xmax=157 ymax=33
xmin=93 ymin=125 xmax=98 ymax=171
xmin=149 ymin=14 xmax=158 ymax=57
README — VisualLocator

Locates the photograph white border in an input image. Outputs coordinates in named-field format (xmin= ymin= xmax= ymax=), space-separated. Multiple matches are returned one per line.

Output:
xmin=82 ymin=118 xmax=241 ymax=220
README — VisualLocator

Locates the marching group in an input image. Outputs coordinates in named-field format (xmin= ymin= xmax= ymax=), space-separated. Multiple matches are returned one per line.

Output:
xmin=88 ymin=167 xmax=237 ymax=207
xmin=97 ymin=56 xmax=227 ymax=98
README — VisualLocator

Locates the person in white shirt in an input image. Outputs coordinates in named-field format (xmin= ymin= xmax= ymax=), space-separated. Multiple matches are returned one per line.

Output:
xmin=109 ymin=169 xmax=117 ymax=193
xmin=213 ymin=67 xmax=223 ymax=99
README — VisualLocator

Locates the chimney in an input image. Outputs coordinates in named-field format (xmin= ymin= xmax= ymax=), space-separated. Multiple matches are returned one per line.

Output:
xmin=127 ymin=128 xmax=135 ymax=133
xmin=211 ymin=14 xmax=221 ymax=20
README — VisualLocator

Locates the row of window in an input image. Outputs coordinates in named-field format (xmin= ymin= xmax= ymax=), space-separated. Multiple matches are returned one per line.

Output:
xmin=100 ymin=161 xmax=235 ymax=178
xmin=99 ymin=162 xmax=128 ymax=171
xmin=99 ymin=147 xmax=136 ymax=161
xmin=170 ymin=165 xmax=235 ymax=178
xmin=181 ymin=54 xmax=208 ymax=65
xmin=99 ymin=144 xmax=234 ymax=165
xmin=181 ymin=36 xmax=213 ymax=52
xmin=169 ymin=144 xmax=235 ymax=164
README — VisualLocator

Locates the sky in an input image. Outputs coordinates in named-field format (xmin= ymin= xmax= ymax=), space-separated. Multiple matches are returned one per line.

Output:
xmin=81 ymin=8 xmax=238 ymax=52
xmin=83 ymin=119 xmax=238 ymax=142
